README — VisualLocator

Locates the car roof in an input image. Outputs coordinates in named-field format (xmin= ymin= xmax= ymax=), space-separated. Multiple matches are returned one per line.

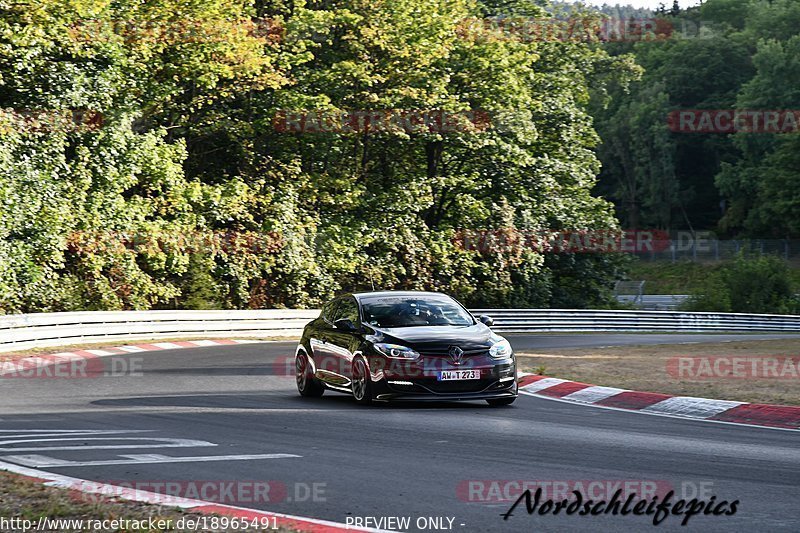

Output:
xmin=352 ymin=290 xmax=449 ymax=301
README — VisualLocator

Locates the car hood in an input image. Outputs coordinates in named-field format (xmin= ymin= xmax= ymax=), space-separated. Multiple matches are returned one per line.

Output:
xmin=371 ymin=324 xmax=500 ymax=352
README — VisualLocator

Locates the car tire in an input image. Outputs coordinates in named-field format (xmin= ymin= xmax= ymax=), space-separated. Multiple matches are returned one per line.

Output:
xmin=296 ymin=352 xmax=324 ymax=397
xmin=486 ymin=397 xmax=516 ymax=407
xmin=351 ymin=356 xmax=373 ymax=405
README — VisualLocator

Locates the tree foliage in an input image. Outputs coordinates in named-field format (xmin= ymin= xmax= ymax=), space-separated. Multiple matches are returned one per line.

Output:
xmin=592 ymin=0 xmax=800 ymax=239
xmin=1 ymin=0 xmax=637 ymax=312
xmin=683 ymin=253 xmax=799 ymax=314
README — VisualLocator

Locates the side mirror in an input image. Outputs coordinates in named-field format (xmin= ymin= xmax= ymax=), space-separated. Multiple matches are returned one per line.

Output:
xmin=479 ymin=314 xmax=494 ymax=327
xmin=334 ymin=318 xmax=359 ymax=332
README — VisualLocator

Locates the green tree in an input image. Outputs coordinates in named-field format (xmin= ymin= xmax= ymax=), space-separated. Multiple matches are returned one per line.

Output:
xmin=684 ymin=254 xmax=798 ymax=314
xmin=716 ymin=36 xmax=800 ymax=236
xmin=1 ymin=0 xmax=643 ymax=311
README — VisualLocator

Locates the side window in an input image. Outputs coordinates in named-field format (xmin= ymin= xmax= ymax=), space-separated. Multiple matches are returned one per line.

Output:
xmin=321 ymin=299 xmax=340 ymax=323
xmin=332 ymin=297 xmax=359 ymax=324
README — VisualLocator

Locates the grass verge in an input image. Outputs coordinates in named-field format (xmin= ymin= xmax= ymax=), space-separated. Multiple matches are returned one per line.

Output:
xmin=0 ymin=470 xmax=296 ymax=532
xmin=518 ymin=338 xmax=800 ymax=406
xmin=625 ymin=258 xmax=800 ymax=295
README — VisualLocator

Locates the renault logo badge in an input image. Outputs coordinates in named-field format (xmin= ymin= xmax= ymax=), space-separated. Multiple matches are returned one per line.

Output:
xmin=449 ymin=346 xmax=464 ymax=365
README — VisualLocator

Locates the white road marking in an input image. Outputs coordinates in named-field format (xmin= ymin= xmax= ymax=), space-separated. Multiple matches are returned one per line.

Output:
xmin=0 ymin=430 xmax=152 ymax=439
xmin=118 ymin=453 xmax=171 ymax=461
xmin=3 ymin=453 xmax=300 ymax=468
xmin=3 ymin=455 xmax=73 ymax=467
xmin=84 ymin=349 xmax=115 ymax=356
xmin=562 ymin=385 xmax=628 ymax=404
xmin=519 ymin=377 xmax=567 ymax=392
xmin=0 ymin=429 xmax=150 ymax=433
xmin=0 ymin=437 xmax=216 ymax=452
xmin=188 ymin=340 xmax=220 ymax=347
xmin=116 ymin=346 xmax=148 ymax=352
xmin=0 ymin=407 xmax=356 ymax=416
xmin=49 ymin=353 xmax=85 ymax=359
xmin=642 ymin=396 xmax=745 ymax=419
xmin=151 ymin=342 xmax=183 ymax=350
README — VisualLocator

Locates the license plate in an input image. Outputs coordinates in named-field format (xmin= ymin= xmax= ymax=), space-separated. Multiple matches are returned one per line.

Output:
xmin=438 ymin=370 xmax=481 ymax=381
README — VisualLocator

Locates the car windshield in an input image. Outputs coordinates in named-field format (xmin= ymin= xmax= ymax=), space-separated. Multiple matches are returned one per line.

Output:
xmin=360 ymin=296 xmax=475 ymax=328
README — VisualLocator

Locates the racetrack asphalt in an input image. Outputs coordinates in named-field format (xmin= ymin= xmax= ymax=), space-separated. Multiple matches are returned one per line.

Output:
xmin=0 ymin=333 xmax=798 ymax=532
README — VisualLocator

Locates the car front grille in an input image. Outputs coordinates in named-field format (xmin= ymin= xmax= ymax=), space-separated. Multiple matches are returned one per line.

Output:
xmin=420 ymin=348 xmax=489 ymax=357
xmin=387 ymin=377 xmax=513 ymax=394
xmin=422 ymin=379 xmax=494 ymax=393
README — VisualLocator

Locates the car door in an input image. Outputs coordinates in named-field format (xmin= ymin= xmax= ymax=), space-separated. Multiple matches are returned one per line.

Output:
xmin=309 ymin=298 xmax=341 ymax=382
xmin=326 ymin=296 xmax=362 ymax=384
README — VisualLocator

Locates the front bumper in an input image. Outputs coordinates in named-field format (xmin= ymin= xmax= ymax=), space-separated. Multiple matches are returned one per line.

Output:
xmin=364 ymin=349 xmax=517 ymax=402
xmin=374 ymin=384 xmax=518 ymax=402
xmin=372 ymin=361 xmax=518 ymax=401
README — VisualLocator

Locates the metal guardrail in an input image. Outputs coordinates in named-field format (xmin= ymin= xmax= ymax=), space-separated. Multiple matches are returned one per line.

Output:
xmin=472 ymin=309 xmax=800 ymax=333
xmin=1 ymin=308 xmax=798 ymax=353
xmin=0 ymin=310 xmax=319 ymax=352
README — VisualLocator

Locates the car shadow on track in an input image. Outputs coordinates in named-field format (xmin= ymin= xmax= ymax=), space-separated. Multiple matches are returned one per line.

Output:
xmin=91 ymin=393 xmax=512 ymax=410
xmin=297 ymin=394 xmax=512 ymax=410
xmin=143 ymin=366 xmax=287 ymax=376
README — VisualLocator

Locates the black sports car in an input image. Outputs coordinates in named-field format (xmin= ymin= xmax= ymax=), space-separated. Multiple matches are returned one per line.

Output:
xmin=295 ymin=291 xmax=517 ymax=405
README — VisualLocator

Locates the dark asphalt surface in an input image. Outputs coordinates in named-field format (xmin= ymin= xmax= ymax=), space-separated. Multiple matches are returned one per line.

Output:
xmin=0 ymin=334 xmax=798 ymax=532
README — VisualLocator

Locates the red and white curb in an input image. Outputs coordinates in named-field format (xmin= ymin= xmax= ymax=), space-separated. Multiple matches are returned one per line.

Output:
xmin=518 ymin=374 xmax=800 ymax=431
xmin=0 ymin=459 xmax=388 ymax=533
xmin=1 ymin=339 xmax=260 ymax=377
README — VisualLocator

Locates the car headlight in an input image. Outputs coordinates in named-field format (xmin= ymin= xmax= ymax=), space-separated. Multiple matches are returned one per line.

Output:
xmin=374 ymin=343 xmax=420 ymax=360
xmin=489 ymin=338 xmax=512 ymax=359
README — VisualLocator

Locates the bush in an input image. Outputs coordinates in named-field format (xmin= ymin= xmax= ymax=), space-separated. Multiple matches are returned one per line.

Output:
xmin=683 ymin=254 xmax=799 ymax=314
